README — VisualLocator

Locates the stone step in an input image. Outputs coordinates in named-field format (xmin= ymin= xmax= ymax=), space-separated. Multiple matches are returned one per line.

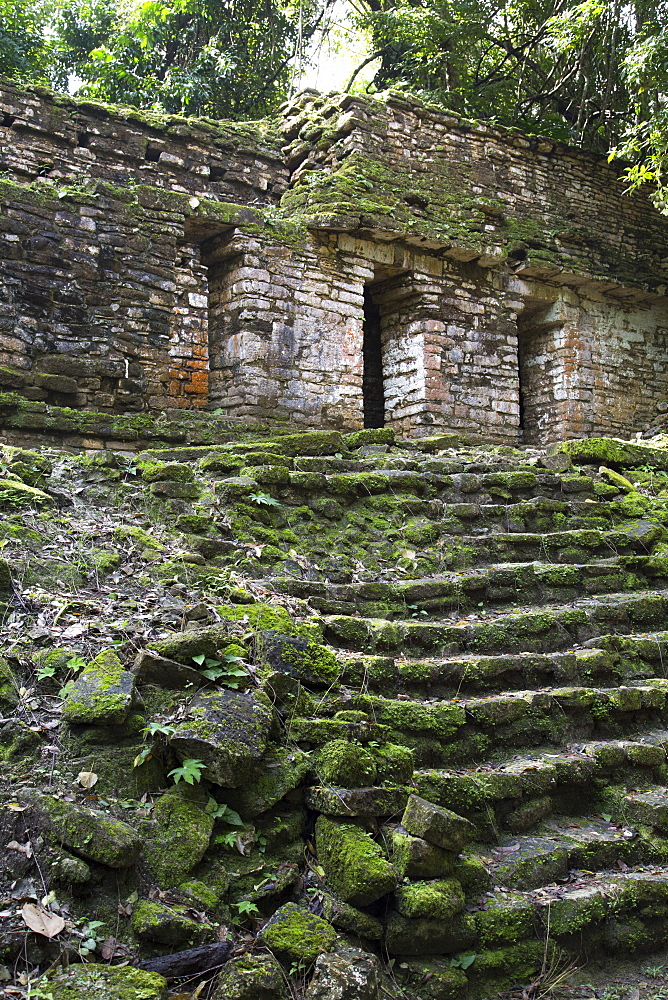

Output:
xmin=484 ymin=815 xmax=668 ymax=889
xmin=447 ymin=867 xmax=668 ymax=990
xmin=289 ymin=683 xmax=668 ymax=767
xmin=607 ymin=784 xmax=668 ymax=832
xmin=321 ymin=589 xmax=668 ymax=656
xmin=279 ymin=557 xmax=668 ymax=616
xmin=413 ymin=734 xmax=668 ymax=827
xmin=337 ymin=645 xmax=655 ymax=697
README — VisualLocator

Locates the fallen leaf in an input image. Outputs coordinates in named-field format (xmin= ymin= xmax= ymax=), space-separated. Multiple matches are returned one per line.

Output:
xmin=21 ymin=902 xmax=65 ymax=938
xmin=6 ymin=840 xmax=33 ymax=858
xmin=5 ymin=803 xmax=28 ymax=812
xmin=77 ymin=771 xmax=98 ymax=789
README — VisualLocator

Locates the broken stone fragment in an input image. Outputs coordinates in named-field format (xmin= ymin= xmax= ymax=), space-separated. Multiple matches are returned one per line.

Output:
xmin=62 ymin=648 xmax=136 ymax=725
xmin=305 ymin=945 xmax=382 ymax=999
xmin=142 ymin=786 xmax=213 ymax=887
xmin=133 ymin=648 xmax=203 ymax=688
xmin=260 ymin=902 xmax=337 ymax=964
xmin=402 ymin=794 xmax=475 ymax=852
xmin=20 ymin=790 xmax=142 ymax=868
xmin=306 ymin=785 xmax=409 ymax=817
xmin=384 ymin=910 xmax=477 ymax=955
xmin=315 ymin=815 xmax=398 ymax=906
xmin=211 ymin=953 xmax=290 ymax=1000
xmin=169 ymin=689 xmax=273 ymax=786
xmin=45 ymin=964 xmax=167 ymax=1000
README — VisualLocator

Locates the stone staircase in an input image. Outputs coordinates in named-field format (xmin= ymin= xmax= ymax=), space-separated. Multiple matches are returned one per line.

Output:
xmin=8 ymin=424 xmax=668 ymax=999
xmin=188 ymin=428 xmax=668 ymax=996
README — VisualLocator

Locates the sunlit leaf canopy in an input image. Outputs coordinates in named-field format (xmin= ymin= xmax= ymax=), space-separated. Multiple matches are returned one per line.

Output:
xmin=2 ymin=0 xmax=668 ymax=204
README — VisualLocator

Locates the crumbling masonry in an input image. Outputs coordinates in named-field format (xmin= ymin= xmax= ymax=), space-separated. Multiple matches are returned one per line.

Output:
xmin=2 ymin=78 xmax=668 ymax=445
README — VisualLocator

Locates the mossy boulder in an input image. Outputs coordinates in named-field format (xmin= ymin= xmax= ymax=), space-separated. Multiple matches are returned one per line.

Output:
xmin=21 ymin=790 xmax=143 ymax=868
xmin=261 ymin=632 xmax=340 ymax=686
xmin=0 ymin=655 xmax=18 ymax=710
xmin=394 ymin=878 xmax=465 ymax=920
xmin=315 ymin=815 xmax=398 ymax=906
xmin=475 ymin=892 xmax=536 ymax=946
xmin=228 ymin=430 xmax=344 ymax=457
xmin=143 ymin=786 xmax=214 ymax=887
xmin=169 ymin=689 xmax=273 ymax=786
xmin=384 ymin=825 xmax=457 ymax=879
xmin=317 ymin=739 xmax=377 ymax=788
xmin=321 ymin=894 xmax=384 ymax=940
xmin=211 ymin=953 xmax=290 ymax=1000
xmin=45 ymin=964 xmax=167 ymax=1000
xmin=0 ymin=477 xmax=53 ymax=508
xmin=131 ymin=898 xmax=212 ymax=945
xmin=551 ymin=436 xmax=668 ymax=470
xmin=306 ymin=785 xmax=409 ymax=817
xmin=373 ymin=742 xmax=414 ymax=784
xmin=384 ymin=911 xmax=476 ymax=955
xmin=61 ymin=649 xmax=136 ymax=725
xmin=260 ymin=901 xmax=337 ymax=964
xmin=141 ymin=461 xmax=195 ymax=483
xmin=221 ymin=746 xmax=311 ymax=817
xmin=402 ymin=795 xmax=475 ymax=852
xmin=344 ymin=428 xmax=395 ymax=449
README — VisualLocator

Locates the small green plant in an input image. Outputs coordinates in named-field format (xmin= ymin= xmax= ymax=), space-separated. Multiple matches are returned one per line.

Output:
xmin=26 ymin=985 xmax=54 ymax=1000
xmin=36 ymin=664 xmax=56 ymax=681
xmin=231 ymin=900 xmax=259 ymax=922
xmin=168 ymin=758 xmax=205 ymax=785
xmin=66 ymin=655 xmax=87 ymax=671
xmin=78 ymin=919 xmax=105 ymax=957
xmin=644 ymin=965 xmax=666 ymax=979
xmin=249 ymin=492 xmax=281 ymax=507
xmin=192 ymin=651 xmax=248 ymax=688
xmin=205 ymin=798 xmax=243 ymax=825
xmin=450 ymin=953 xmax=476 ymax=970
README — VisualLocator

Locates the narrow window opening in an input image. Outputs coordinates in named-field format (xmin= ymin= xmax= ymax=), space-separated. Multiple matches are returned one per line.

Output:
xmin=77 ymin=131 xmax=90 ymax=147
xmin=363 ymin=286 xmax=385 ymax=428
xmin=209 ymin=164 xmax=227 ymax=182
xmin=1 ymin=112 xmax=16 ymax=128
xmin=145 ymin=144 xmax=162 ymax=162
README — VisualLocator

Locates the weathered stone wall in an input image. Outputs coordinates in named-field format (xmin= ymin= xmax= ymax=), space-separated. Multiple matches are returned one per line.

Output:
xmin=2 ymin=78 xmax=668 ymax=443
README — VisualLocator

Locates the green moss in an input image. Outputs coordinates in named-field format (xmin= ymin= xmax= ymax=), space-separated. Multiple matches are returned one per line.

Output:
xmin=317 ymin=739 xmax=377 ymax=787
xmin=131 ymin=898 xmax=211 ymax=945
xmin=144 ymin=787 xmax=214 ymax=887
xmin=315 ymin=815 xmax=397 ymax=905
xmin=394 ymin=878 xmax=465 ymax=920
xmin=475 ymin=892 xmax=535 ymax=946
xmin=373 ymin=742 xmax=415 ymax=784
xmin=61 ymin=648 xmax=134 ymax=725
xmin=260 ymin=902 xmax=337 ymax=964
xmin=46 ymin=964 xmax=167 ymax=1000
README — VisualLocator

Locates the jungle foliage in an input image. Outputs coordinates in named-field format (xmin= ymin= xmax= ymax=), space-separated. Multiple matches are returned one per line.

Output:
xmin=2 ymin=0 xmax=668 ymax=206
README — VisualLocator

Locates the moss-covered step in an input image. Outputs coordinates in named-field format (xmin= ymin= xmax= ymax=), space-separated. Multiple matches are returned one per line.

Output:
xmin=360 ymin=646 xmax=644 ymax=697
xmin=413 ymin=733 xmax=668 ymax=826
xmin=486 ymin=815 xmax=668 ymax=890
xmin=293 ymin=558 xmax=668 ymax=617
xmin=321 ymin=589 xmax=668 ymax=655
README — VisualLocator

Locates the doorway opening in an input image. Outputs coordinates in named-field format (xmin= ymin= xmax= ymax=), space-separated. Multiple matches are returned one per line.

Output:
xmin=516 ymin=298 xmax=561 ymax=445
xmin=363 ymin=286 xmax=385 ymax=428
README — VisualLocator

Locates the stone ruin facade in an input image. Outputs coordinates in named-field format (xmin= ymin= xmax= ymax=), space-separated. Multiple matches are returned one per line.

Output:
xmin=2 ymin=78 xmax=668 ymax=445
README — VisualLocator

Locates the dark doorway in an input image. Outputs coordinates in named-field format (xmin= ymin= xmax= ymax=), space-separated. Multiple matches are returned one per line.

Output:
xmin=363 ymin=287 xmax=385 ymax=428
xmin=517 ymin=298 xmax=561 ymax=445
